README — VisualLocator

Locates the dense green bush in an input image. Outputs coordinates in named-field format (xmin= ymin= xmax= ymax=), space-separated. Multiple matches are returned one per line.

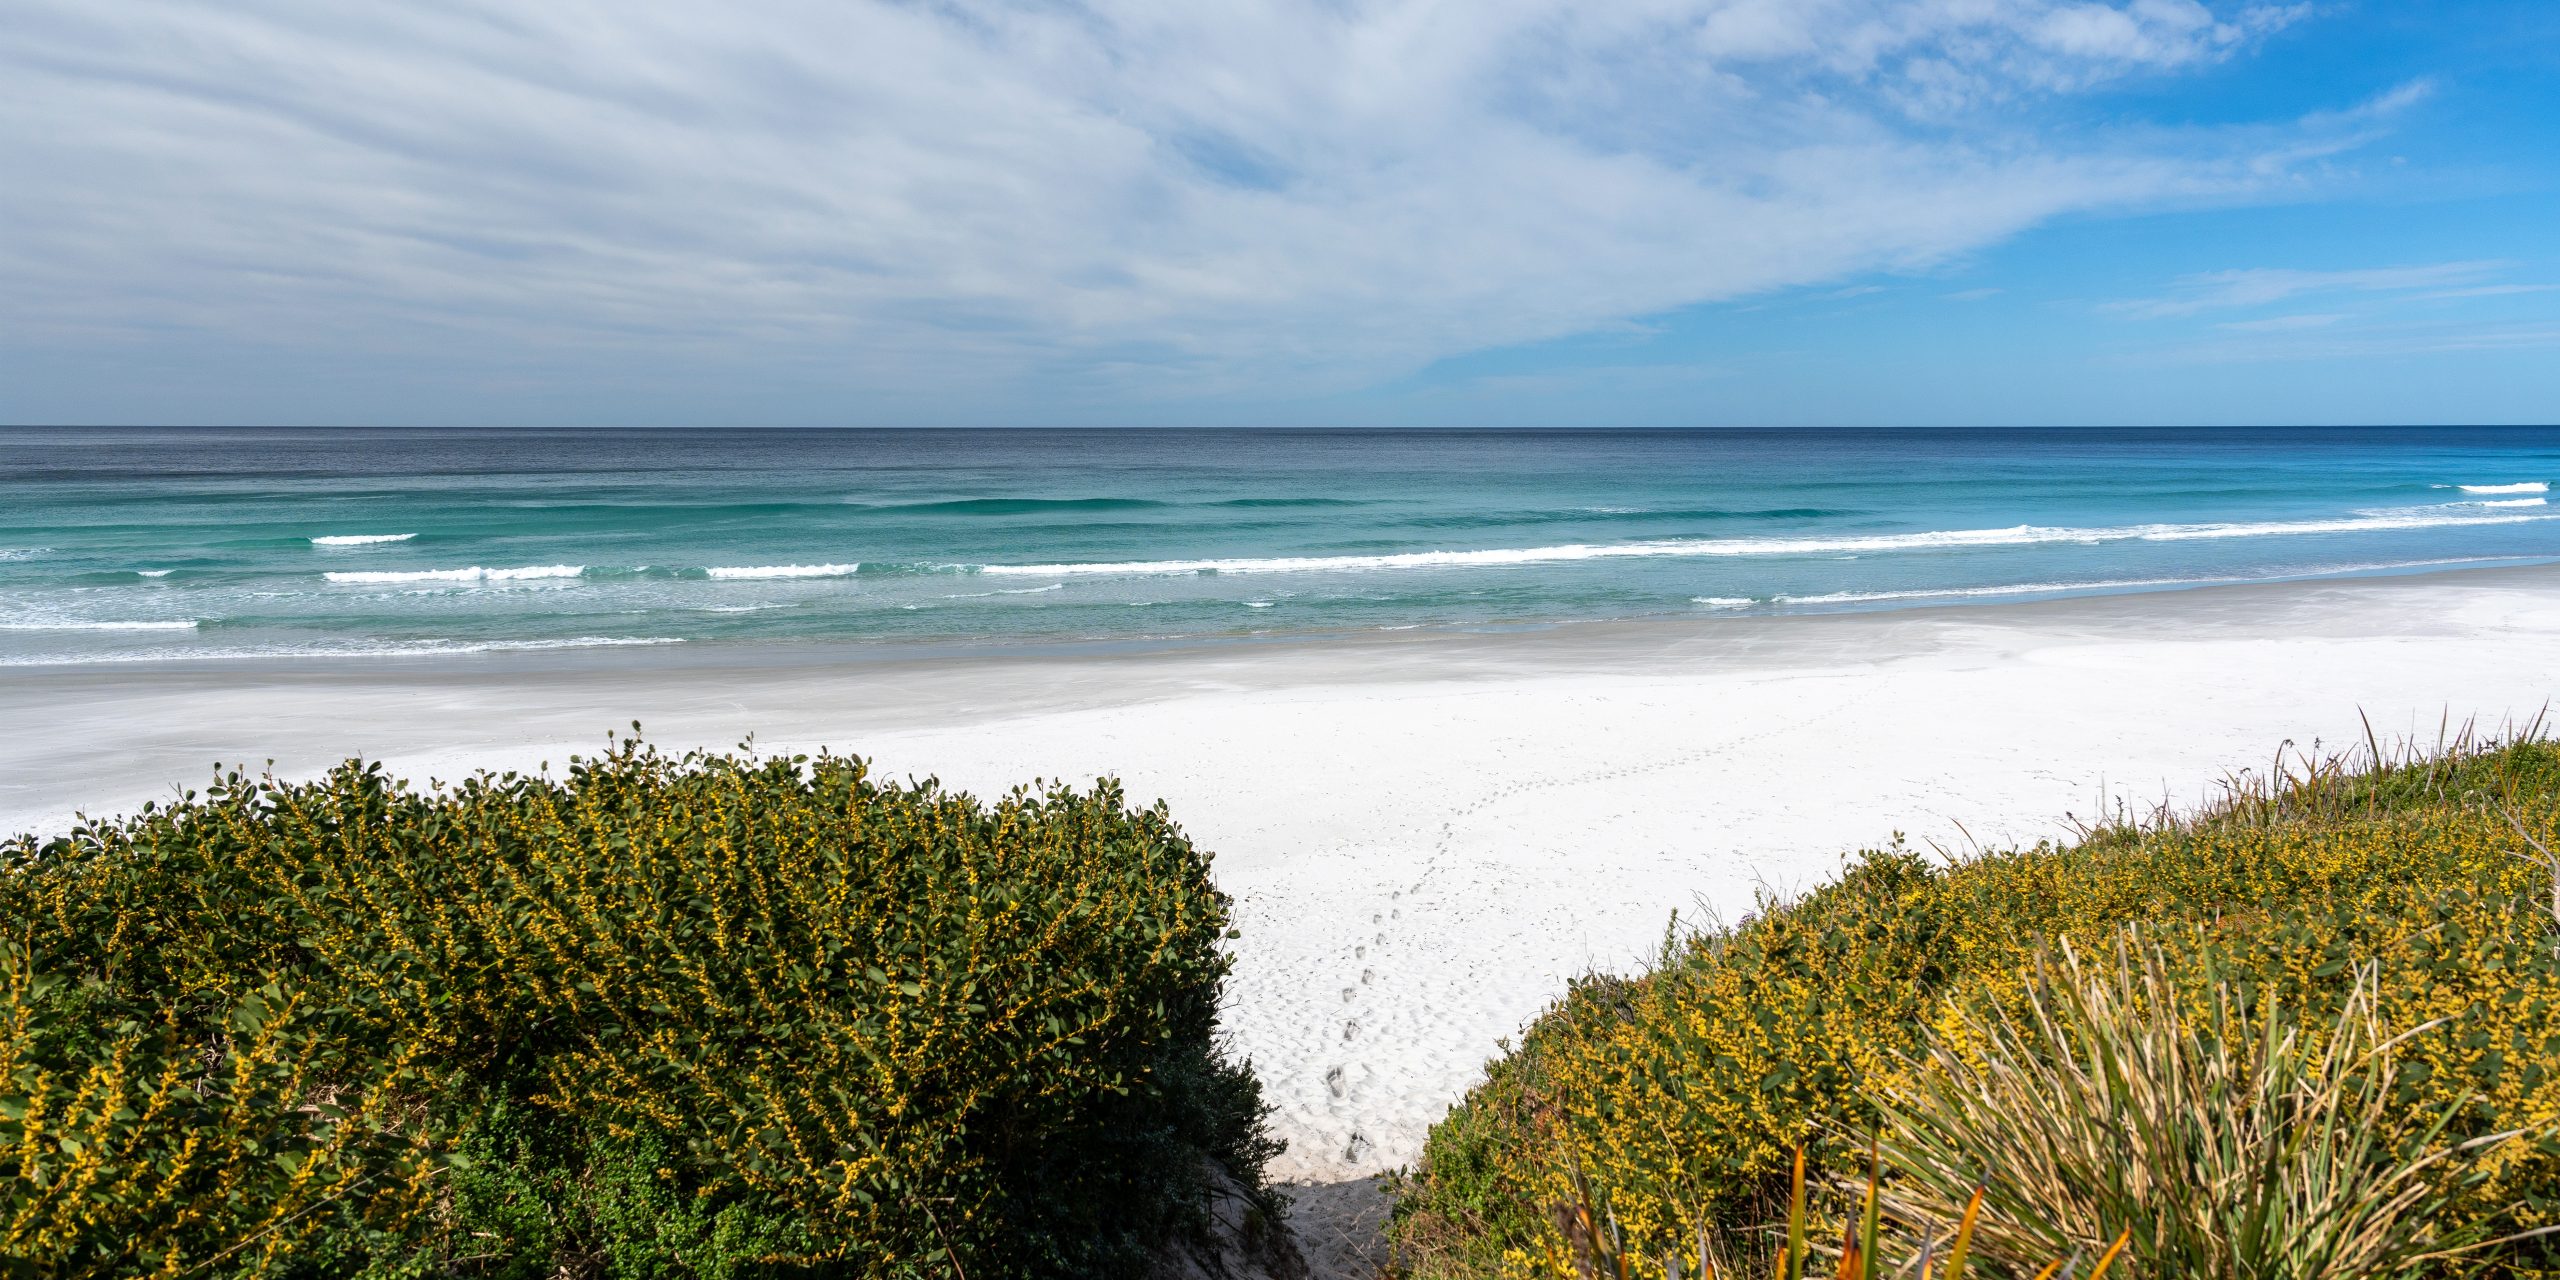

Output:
xmin=0 ymin=734 xmax=1277 ymax=1277
xmin=1391 ymin=739 xmax=2560 ymax=1278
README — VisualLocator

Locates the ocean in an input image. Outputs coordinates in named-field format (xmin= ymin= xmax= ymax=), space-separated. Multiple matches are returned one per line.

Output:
xmin=3 ymin=425 xmax=2556 ymax=667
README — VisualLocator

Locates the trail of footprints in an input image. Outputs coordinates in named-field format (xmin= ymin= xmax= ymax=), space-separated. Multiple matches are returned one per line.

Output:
xmin=1317 ymin=698 xmax=1851 ymax=1166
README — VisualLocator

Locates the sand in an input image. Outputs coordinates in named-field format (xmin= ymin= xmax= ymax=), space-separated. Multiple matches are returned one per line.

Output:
xmin=6 ymin=565 xmax=2559 ymax=1183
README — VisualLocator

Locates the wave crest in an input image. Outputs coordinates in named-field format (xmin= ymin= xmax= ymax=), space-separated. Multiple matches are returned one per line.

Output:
xmin=704 ymin=563 xmax=861 ymax=579
xmin=325 ymin=565 xmax=584 ymax=584
xmin=974 ymin=509 xmax=2559 ymax=577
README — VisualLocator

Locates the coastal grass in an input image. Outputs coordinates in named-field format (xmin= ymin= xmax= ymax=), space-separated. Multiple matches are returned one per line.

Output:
xmin=0 ymin=733 xmax=1277 ymax=1278
xmin=1874 ymin=937 xmax=2553 ymax=1279
xmin=1390 ymin=732 xmax=2560 ymax=1278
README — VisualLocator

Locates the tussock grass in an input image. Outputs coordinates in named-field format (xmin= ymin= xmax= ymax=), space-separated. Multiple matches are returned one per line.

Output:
xmin=1878 ymin=937 xmax=2553 ymax=1279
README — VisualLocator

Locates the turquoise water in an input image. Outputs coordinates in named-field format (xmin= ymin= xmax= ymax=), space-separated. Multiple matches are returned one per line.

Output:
xmin=3 ymin=426 xmax=2556 ymax=666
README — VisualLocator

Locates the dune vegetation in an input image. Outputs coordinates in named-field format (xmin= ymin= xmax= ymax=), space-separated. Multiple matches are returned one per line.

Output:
xmin=0 ymin=733 xmax=1277 ymax=1279
xmin=8 ymin=725 xmax=2559 ymax=1280
xmin=1390 ymin=732 xmax=2560 ymax=1279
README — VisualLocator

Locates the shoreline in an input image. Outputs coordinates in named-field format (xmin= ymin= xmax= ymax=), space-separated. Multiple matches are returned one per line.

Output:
xmin=8 ymin=560 xmax=2560 ymax=1180
xmin=6 ymin=551 xmax=2553 ymax=680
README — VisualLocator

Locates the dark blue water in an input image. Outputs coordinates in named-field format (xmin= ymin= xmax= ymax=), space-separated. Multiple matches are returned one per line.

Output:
xmin=2 ymin=426 xmax=2555 ymax=665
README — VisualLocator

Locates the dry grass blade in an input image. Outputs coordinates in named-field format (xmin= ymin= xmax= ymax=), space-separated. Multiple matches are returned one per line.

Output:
xmin=2507 ymin=804 xmax=2560 ymax=939
xmin=1939 ymin=1184 xmax=1983 ymax=1280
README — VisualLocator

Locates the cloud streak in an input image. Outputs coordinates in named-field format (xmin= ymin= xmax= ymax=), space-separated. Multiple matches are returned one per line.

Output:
xmin=0 ymin=0 xmax=2389 ymax=420
xmin=2110 ymin=260 xmax=2512 ymax=318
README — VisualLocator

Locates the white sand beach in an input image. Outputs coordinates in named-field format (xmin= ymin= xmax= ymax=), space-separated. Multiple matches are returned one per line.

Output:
xmin=6 ymin=565 xmax=2558 ymax=1183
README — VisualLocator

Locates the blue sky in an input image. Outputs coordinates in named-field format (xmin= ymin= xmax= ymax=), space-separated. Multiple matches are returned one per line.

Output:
xmin=2 ymin=0 xmax=2554 ymax=427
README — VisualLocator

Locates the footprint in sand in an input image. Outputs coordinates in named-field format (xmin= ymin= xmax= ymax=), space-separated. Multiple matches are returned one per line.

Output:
xmin=1400 ymin=700 xmax=1856 ymax=899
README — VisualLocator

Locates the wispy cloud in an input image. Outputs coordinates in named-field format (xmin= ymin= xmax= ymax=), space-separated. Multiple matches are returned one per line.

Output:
xmin=2111 ymin=254 xmax=2560 ymax=368
xmin=2138 ymin=324 xmax=2560 ymax=365
xmin=2216 ymin=312 xmax=2345 ymax=331
xmin=2108 ymin=261 xmax=2512 ymax=318
xmin=2417 ymin=284 xmax=2559 ymax=301
xmin=0 ymin=0 xmax=2402 ymax=418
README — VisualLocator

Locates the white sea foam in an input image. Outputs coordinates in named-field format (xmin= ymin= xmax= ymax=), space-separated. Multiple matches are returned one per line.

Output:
xmin=2469 ymin=498 xmax=2548 ymax=508
xmin=1782 ymin=576 xmax=2211 ymax=605
xmin=976 ymin=509 xmax=2559 ymax=577
xmin=2456 ymin=482 xmax=2548 ymax=494
xmin=467 ymin=636 xmax=682 ymax=652
xmin=0 ymin=635 xmax=683 ymax=666
xmin=0 ymin=548 xmax=48 ymax=562
xmin=136 ymin=569 xmax=175 ymax=578
xmin=1244 ymin=601 xmax=1275 ymax=608
xmin=1777 ymin=558 xmax=2521 ymax=606
xmin=0 ymin=619 xmax=200 ymax=632
xmin=704 ymin=563 xmax=860 ymax=580
xmin=325 ymin=565 xmax=585 ymax=584
xmin=311 ymin=533 xmax=417 ymax=546
xmin=1691 ymin=596 xmax=1754 ymax=608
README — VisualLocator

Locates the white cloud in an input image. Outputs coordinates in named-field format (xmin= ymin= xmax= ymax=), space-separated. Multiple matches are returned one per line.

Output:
xmin=0 ymin=0 xmax=2382 ymax=418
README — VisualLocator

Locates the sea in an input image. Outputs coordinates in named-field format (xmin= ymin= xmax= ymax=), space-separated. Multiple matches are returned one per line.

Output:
xmin=3 ymin=425 xmax=2556 ymax=668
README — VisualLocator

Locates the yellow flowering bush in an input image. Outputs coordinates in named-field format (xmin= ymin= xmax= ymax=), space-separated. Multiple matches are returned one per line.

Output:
xmin=0 ymin=734 xmax=1277 ymax=1277
xmin=1390 ymin=740 xmax=2560 ymax=1278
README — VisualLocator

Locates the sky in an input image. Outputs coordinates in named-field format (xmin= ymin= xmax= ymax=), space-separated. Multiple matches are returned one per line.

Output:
xmin=2 ymin=0 xmax=2555 ymax=428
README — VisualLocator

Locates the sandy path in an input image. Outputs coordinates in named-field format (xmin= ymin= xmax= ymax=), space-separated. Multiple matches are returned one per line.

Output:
xmin=6 ymin=566 xmax=2558 ymax=1181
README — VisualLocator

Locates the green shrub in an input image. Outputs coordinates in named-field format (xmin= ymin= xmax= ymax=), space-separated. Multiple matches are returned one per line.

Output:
xmin=0 ymin=734 xmax=1277 ymax=1277
xmin=1391 ymin=739 xmax=2560 ymax=1278
xmin=0 ymin=960 xmax=439 ymax=1279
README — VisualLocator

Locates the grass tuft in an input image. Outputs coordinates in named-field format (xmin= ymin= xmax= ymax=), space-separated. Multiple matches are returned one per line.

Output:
xmin=1877 ymin=932 xmax=2555 ymax=1278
